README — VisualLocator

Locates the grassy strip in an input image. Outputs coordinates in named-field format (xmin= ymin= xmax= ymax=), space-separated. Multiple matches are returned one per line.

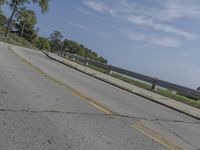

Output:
xmin=155 ymin=89 xmax=200 ymax=108
xmin=111 ymin=73 xmax=152 ymax=90
xmin=87 ymin=64 xmax=108 ymax=74
xmin=62 ymin=55 xmax=200 ymax=108
xmin=1 ymin=28 xmax=199 ymax=108
xmin=74 ymin=59 xmax=108 ymax=74
xmin=111 ymin=73 xmax=200 ymax=108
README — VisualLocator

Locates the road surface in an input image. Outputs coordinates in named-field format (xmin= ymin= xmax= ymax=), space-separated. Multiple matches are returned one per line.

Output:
xmin=0 ymin=42 xmax=199 ymax=150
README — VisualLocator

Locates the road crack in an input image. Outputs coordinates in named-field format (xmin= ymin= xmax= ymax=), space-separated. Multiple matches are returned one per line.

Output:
xmin=0 ymin=108 xmax=199 ymax=124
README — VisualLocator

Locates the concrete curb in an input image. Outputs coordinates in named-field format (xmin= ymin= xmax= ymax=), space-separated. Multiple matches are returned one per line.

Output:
xmin=44 ymin=51 xmax=200 ymax=120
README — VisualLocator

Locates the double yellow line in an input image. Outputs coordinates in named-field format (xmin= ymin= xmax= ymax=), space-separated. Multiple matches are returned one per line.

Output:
xmin=8 ymin=46 xmax=185 ymax=150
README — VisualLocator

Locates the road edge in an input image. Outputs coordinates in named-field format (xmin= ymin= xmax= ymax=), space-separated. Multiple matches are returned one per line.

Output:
xmin=43 ymin=51 xmax=200 ymax=121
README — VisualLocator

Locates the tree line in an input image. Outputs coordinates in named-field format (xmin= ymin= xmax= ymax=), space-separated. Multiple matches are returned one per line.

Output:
xmin=0 ymin=0 xmax=107 ymax=63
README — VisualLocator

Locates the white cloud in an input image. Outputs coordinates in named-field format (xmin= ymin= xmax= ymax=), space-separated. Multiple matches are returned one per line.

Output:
xmin=162 ymin=0 xmax=200 ymax=20
xmin=127 ymin=15 xmax=196 ymax=40
xmin=83 ymin=0 xmax=198 ymax=41
xmin=83 ymin=0 xmax=109 ymax=14
xmin=76 ymin=8 xmax=121 ymax=31
xmin=126 ymin=32 xmax=146 ymax=42
xmin=77 ymin=8 xmax=95 ymax=17
xmin=152 ymin=37 xmax=180 ymax=48
xmin=69 ymin=22 xmax=110 ymax=37
xmin=125 ymin=30 xmax=181 ymax=48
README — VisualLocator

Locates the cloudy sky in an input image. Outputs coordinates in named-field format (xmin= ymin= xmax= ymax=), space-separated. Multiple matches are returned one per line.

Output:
xmin=2 ymin=0 xmax=200 ymax=88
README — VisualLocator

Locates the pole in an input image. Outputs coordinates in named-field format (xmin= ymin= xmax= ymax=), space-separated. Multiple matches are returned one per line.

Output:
xmin=20 ymin=22 xmax=25 ymax=45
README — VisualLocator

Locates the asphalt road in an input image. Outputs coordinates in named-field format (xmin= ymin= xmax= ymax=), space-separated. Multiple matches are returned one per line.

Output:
xmin=0 ymin=42 xmax=200 ymax=150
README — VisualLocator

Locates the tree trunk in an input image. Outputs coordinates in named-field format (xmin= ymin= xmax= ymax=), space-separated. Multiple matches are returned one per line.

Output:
xmin=4 ymin=3 xmax=18 ymax=37
xmin=20 ymin=22 xmax=25 ymax=45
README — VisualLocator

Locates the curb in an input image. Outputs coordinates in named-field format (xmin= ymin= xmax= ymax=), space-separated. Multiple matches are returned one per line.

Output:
xmin=43 ymin=51 xmax=200 ymax=121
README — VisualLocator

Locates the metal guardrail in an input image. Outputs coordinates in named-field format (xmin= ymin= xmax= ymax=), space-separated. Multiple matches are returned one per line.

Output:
xmin=56 ymin=50 xmax=200 ymax=100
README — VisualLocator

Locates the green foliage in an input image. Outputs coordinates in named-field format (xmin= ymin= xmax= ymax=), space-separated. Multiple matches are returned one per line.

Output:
xmin=111 ymin=72 xmax=200 ymax=108
xmin=2 ymin=0 xmax=49 ymax=37
xmin=35 ymin=36 xmax=50 ymax=50
xmin=49 ymin=30 xmax=63 ymax=41
xmin=0 ymin=12 xmax=7 ymax=27
xmin=22 ymin=28 xmax=37 ymax=42
xmin=62 ymin=38 xmax=107 ymax=63
xmin=155 ymin=89 xmax=200 ymax=108
xmin=0 ymin=0 xmax=5 ymax=5
xmin=32 ymin=0 xmax=49 ymax=13
xmin=197 ymin=87 xmax=200 ymax=91
xmin=16 ymin=9 xmax=37 ymax=27
xmin=49 ymin=31 xmax=63 ymax=52
xmin=15 ymin=9 xmax=38 ymax=42
xmin=5 ymin=0 xmax=49 ymax=13
xmin=111 ymin=73 xmax=152 ymax=90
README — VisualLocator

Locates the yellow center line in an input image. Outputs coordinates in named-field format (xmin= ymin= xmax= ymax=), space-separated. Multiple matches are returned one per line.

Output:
xmin=131 ymin=122 xmax=185 ymax=150
xmin=8 ymin=46 xmax=186 ymax=150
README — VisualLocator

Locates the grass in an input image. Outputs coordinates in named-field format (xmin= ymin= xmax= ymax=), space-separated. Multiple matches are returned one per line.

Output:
xmin=1 ymin=26 xmax=199 ymax=109
xmin=0 ymin=27 xmax=38 ymax=50
xmin=87 ymin=64 xmax=108 ymax=74
xmin=155 ymin=89 xmax=200 ymax=108
xmin=111 ymin=73 xmax=152 ymax=90
xmin=59 ymin=54 xmax=200 ymax=108
xmin=74 ymin=59 xmax=108 ymax=74
xmin=111 ymin=73 xmax=200 ymax=108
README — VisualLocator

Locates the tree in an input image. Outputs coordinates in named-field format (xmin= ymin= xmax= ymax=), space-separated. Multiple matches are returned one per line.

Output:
xmin=49 ymin=31 xmax=63 ymax=41
xmin=2 ymin=0 xmax=49 ymax=37
xmin=62 ymin=38 xmax=107 ymax=63
xmin=49 ymin=31 xmax=63 ymax=52
xmin=35 ymin=36 xmax=50 ymax=50
xmin=63 ymin=39 xmax=79 ymax=53
xmin=0 ymin=12 xmax=7 ymax=27
xmin=0 ymin=0 xmax=5 ymax=5
xmin=15 ymin=9 xmax=37 ymax=43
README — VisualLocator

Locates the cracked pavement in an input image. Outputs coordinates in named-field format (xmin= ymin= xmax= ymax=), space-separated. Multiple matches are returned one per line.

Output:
xmin=0 ymin=42 xmax=200 ymax=150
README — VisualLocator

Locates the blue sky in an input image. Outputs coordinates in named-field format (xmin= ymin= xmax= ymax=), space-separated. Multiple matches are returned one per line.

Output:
xmin=2 ymin=0 xmax=200 ymax=89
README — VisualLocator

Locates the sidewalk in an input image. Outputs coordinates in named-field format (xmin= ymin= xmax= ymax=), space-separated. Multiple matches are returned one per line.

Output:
xmin=44 ymin=51 xmax=200 ymax=120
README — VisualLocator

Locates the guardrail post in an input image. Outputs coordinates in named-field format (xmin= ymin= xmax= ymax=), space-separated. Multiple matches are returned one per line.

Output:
xmin=72 ymin=57 xmax=75 ymax=61
xmin=107 ymin=66 xmax=112 ymax=74
xmin=152 ymin=79 xmax=157 ymax=90
xmin=85 ymin=62 xmax=89 ymax=66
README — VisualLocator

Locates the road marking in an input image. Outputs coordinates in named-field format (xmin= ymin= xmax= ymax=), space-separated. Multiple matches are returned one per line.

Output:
xmin=131 ymin=122 xmax=185 ymax=150
xmin=8 ymin=46 xmax=114 ymax=116
xmin=8 ymin=46 xmax=185 ymax=150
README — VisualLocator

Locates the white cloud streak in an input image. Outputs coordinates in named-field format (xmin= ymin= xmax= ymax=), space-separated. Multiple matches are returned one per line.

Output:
xmin=125 ymin=31 xmax=181 ymax=48
xmin=69 ymin=22 xmax=110 ymax=37
xmin=152 ymin=37 xmax=180 ymax=48
xmin=83 ymin=0 xmax=198 ymax=41
xmin=127 ymin=15 xmax=196 ymax=40
xmin=162 ymin=0 xmax=200 ymax=20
